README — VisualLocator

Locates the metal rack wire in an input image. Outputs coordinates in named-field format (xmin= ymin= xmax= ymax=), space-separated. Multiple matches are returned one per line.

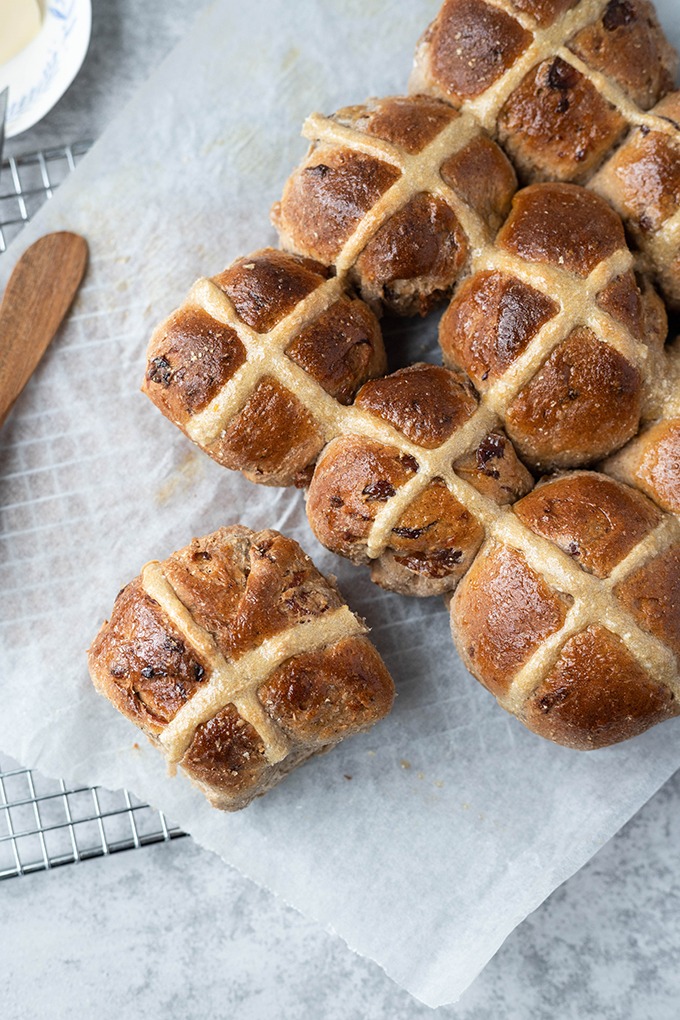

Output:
xmin=0 ymin=752 xmax=184 ymax=880
xmin=0 ymin=141 xmax=185 ymax=878
xmin=0 ymin=140 xmax=91 ymax=252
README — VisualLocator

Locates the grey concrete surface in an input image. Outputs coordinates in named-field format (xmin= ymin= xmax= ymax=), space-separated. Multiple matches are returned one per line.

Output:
xmin=3 ymin=769 xmax=680 ymax=1019
xmin=2 ymin=2 xmax=679 ymax=1016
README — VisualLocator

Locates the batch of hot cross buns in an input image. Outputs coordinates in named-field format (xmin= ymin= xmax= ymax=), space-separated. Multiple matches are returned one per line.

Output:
xmin=88 ymin=0 xmax=680 ymax=810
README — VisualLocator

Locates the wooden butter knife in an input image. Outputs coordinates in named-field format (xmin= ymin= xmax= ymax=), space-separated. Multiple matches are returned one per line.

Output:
xmin=0 ymin=231 xmax=88 ymax=427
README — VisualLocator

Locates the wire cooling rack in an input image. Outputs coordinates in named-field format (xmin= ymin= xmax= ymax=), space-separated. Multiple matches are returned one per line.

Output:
xmin=0 ymin=753 xmax=184 ymax=879
xmin=0 ymin=141 xmax=185 ymax=879
xmin=0 ymin=141 xmax=91 ymax=252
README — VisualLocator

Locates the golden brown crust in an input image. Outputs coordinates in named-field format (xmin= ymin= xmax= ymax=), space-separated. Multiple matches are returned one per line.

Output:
xmin=512 ymin=0 xmax=578 ymax=27
xmin=514 ymin=472 xmax=662 ymax=577
xmin=352 ymin=193 xmax=469 ymax=316
xmin=592 ymin=119 xmax=680 ymax=232
xmin=414 ymin=0 xmax=678 ymax=104
xmin=498 ymin=56 xmax=628 ymax=184
xmin=412 ymin=0 xmax=677 ymax=187
xmin=305 ymin=362 xmax=532 ymax=596
xmin=504 ymin=326 xmax=642 ymax=469
xmin=181 ymin=704 xmax=270 ymax=803
xmin=523 ymin=625 xmax=678 ymax=750
xmin=88 ymin=578 xmax=210 ymax=735
xmin=375 ymin=477 xmax=485 ymax=594
xmin=185 ymin=744 xmax=332 ymax=812
xmin=441 ymin=184 xmax=665 ymax=472
xmin=567 ymin=0 xmax=676 ymax=111
xmin=440 ymin=270 xmax=559 ymax=388
xmin=451 ymin=541 xmax=572 ymax=698
xmin=637 ymin=275 xmax=670 ymax=360
xmin=143 ymin=248 xmax=386 ymax=487
xmin=273 ymin=94 xmax=517 ymax=316
xmin=337 ymin=94 xmax=458 ymax=154
xmin=615 ymin=545 xmax=680 ymax=661
xmin=211 ymin=251 xmax=327 ymax=332
xmin=497 ymin=183 xmax=626 ymax=275
xmin=88 ymin=526 xmax=394 ymax=811
xmin=411 ymin=0 xmax=678 ymax=307
xmin=452 ymin=430 xmax=535 ymax=504
xmin=285 ymin=296 xmax=386 ymax=404
xmin=144 ymin=307 xmax=247 ymax=425
xmin=590 ymin=91 xmax=680 ymax=309
xmin=353 ymin=363 xmax=478 ymax=449
xmin=207 ymin=376 xmax=325 ymax=487
xmin=274 ymin=150 xmax=402 ymax=266
xmin=440 ymin=135 xmax=517 ymax=230
xmin=450 ymin=471 xmax=680 ymax=750
xmin=161 ymin=529 xmax=345 ymax=661
xmin=604 ymin=418 xmax=680 ymax=515
xmin=419 ymin=0 xmax=533 ymax=105
xmin=306 ymin=436 xmax=420 ymax=563
xmin=596 ymin=270 xmax=646 ymax=342
xmin=259 ymin=636 xmax=395 ymax=744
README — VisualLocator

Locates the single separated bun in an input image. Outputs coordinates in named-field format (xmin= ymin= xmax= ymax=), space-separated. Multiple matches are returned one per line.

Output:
xmin=88 ymin=527 xmax=394 ymax=810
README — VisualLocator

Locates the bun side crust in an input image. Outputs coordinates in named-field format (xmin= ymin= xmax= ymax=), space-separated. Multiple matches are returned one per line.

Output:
xmin=604 ymin=419 xmax=680 ymax=515
xmin=523 ymin=625 xmax=677 ymax=750
xmin=591 ymin=91 xmax=680 ymax=310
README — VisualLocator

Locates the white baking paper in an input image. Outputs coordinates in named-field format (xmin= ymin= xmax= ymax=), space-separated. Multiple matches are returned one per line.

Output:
xmin=1 ymin=0 xmax=678 ymax=1007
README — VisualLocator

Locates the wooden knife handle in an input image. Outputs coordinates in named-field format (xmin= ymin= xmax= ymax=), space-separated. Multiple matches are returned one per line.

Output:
xmin=0 ymin=231 xmax=89 ymax=427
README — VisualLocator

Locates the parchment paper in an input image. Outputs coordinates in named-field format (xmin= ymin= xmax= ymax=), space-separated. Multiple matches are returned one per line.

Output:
xmin=1 ymin=0 xmax=678 ymax=1007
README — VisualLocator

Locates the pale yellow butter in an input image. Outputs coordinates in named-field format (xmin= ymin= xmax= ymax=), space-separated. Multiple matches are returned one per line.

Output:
xmin=0 ymin=0 xmax=42 ymax=67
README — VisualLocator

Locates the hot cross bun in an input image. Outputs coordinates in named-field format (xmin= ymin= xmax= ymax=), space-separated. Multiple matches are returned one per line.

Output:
xmin=450 ymin=471 xmax=680 ymax=748
xmin=604 ymin=337 xmax=680 ymax=515
xmin=591 ymin=91 xmax=680 ymax=310
xmin=439 ymin=181 xmax=668 ymax=469
xmin=272 ymin=94 xmax=517 ymax=315
xmin=411 ymin=0 xmax=677 ymax=184
xmin=137 ymin=1 xmax=680 ymax=757
xmin=88 ymin=526 xmax=394 ymax=810
xmin=143 ymin=249 xmax=386 ymax=486
xmin=306 ymin=362 xmax=532 ymax=595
